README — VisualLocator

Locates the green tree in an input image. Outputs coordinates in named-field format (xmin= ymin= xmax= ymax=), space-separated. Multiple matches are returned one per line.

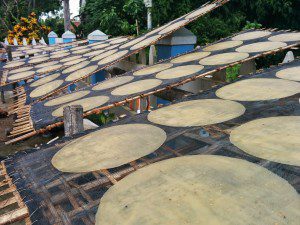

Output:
xmin=43 ymin=16 xmax=65 ymax=37
xmin=80 ymin=0 xmax=299 ymax=45
xmin=80 ymin=0 xmax=146 ymax=36
xmin=0 ymin=0 xmax=61 ymax=41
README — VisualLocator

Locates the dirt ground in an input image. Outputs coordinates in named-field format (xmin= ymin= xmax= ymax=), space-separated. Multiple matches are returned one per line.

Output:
xmin=0 ymin=91 xmax=58 ymax=157
xmin=0 ymin=115 xmax=13 ymax=142
xmin=0 ymin=115 xmax=60 ymax=157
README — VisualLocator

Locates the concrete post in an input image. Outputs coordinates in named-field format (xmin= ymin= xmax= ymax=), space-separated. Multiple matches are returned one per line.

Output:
xmin=239 ymin=60 xmax=256 ymax=76
xmin=13 ymin=38 xmax=18 ymax=46
xmin=63 ymin=0 xmax=71 ymax=31
xmin=63 ymin=105 xmax=84 ymax=137
xmin=282 ymin=51 xmax=294 ymax=63
xmin=62 ymin=30 xmax=76 ymax=43
xmin=88 ymin=30 xmax=108 ymax=44
xmin=149 ymin=45 xmax=156 ymax=65
xmin=156 ymin=27 xmax=196 ymax=61
xmin=22 ymin=38 xmax=27 ymax=46
xmin=6 ymin=45 xmax=13 ymax=61
xmin=48 ymin=31 xmax=58 ymax=45
xmin=40 ymin=37 xmax=47 ymax=45
xmin=139 ymin=49 xmax=147 ymax=65
xmin=31 ymin=38 xmax=37 ymax=45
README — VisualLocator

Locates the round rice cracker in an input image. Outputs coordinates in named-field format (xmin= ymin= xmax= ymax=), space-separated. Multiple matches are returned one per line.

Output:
xmin=275 ymin=66 xmax=300 ymax=82
xmin=51 ymin=123 xmax=167 ymax=172
xmin=92 ymin=76 xmax=134 ymax=91
xmin=170 ymin=52 xmax=211 ymax=64
xmin=111 ymin=79 xmax=162 ymax=96
xmin=65 ymin=65 xmax=98 ymax=82
xmin=268 ymin=32 xmax=300 ymax=42
xmin=230 ymin=116 xmax=300 ymax=166
xmin=236 ymin=41 xmax=287 ymax=53
xmin=199 ymin=52 xmax=249 ymax=65
xmin=30 ymin=80 xmax=64 ymax=98
xmin=185 ymin=3 xmax=216 ymax=19
xmin=148 ymin=99 xmax=245 ymax=127
xmin=203 ymin=41 xmax=243 ymax=52
xmin=156 ymin=65 xmax=204 ymax=80
xmin=30 ymin=73 xmax=61 ymax=87
xmin=216 ymin=78 xmax=300 ymax=101
xmin=232 ymin=31 xmax=271 ymax=41
xmin=96 ymin=155 xmax=300 ymax=225
xmin=44 ymin=90 xmax=91 ymax=107
xmin=51 ymin=96 xmax=109 ymax=117
xmin=133 ymin=63 xmax=173 ymax=76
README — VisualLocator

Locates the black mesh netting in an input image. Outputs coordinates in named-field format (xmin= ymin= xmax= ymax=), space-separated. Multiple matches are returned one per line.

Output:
xmin=29 ymin=30 xmax=300 ymax=130
xmin=4 ymin=61 xmax=300 ymax=224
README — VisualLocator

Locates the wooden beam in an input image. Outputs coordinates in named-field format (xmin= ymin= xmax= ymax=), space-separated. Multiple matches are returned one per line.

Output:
xmin=0 ymin=206 xmax=29 ymax=225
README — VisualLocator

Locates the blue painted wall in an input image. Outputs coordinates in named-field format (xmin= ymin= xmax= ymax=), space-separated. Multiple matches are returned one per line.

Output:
xmin=68 ymin=84 xmax=77 ymax=92
xmin=48 ymin=37 xmax=56 ymax=45
xmin=88 ymin=40 xmax=107 ymax=85
xmin=91 ymin=70 xmax=106 ymax=85
xmin=156 ymin=97 xmax=170 ymax=106
xmin=156 ymin=44 xmax=195 ymax=61
xmin=89 ymin=40 xmax=99 ymax=44
xmin=63 ymin=38 xmax=75 ymax=43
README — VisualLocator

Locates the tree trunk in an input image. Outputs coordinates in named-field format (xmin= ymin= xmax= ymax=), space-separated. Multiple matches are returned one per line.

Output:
xmin=63 ymin=0 xmax=71 ymax=31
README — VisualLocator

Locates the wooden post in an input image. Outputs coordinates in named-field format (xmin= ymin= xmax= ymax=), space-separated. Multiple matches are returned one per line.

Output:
xmin=0 ymin=88 xmax=5 ymax=104
xmin=6 ymin=45 xmax=13 ymax=61
xmin=63 ymin=105 xmax=84 ymax=137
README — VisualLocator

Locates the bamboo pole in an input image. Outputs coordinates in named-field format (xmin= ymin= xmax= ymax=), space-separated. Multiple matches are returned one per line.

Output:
xmin=5 ymin=29 xmax=300 ymax=144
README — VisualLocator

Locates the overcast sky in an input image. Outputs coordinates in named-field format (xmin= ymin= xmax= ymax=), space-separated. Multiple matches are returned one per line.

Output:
xmin=70 ymin=0 xmax=80 ymax=18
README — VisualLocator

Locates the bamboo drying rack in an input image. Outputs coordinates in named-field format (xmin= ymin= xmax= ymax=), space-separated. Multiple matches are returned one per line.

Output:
xmin=0 ymin=162 xmax=31 ymax=225
xmin=5 ymin=39 xmax=299 ymax=144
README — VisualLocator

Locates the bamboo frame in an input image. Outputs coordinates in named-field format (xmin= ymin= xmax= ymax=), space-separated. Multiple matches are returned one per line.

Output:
xmin=0 ymin=37 xmax=129 ymax=87
xmin=5 ymin=39 xmax=300 ymax=144
xmin=17 ymin=27 xmax=298 ymax=104
xmin=0 ymin=0 xmax=229 ymax=92
xmin=1 ymin=39 xmax=89 ymax=66
xmin=3 ymin=96 xmax=299 ymax=225
xmin=0 ymin=162 xmax=31 ymax=225
xmin=3 ymin=133 xmax=210 ymax=224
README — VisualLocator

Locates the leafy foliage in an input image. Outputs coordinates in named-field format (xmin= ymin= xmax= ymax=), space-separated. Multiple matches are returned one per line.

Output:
xmin=1 ymin=0 xmax=299 ymax=47
xmin=43 ymin=16 xmax=65 ymax=37
xmin=80 ymin=0 xmax=299 ymax=45
xmin=87 ymin=111 xmax=115 ymax=126
xmin=0 ymin=0 xmax=61 ymax=41
xmin=226 ymin=64 xmax=241 ymax=82
xmin=7 ymin=12 xmax=51 ymax=45
xmin=80 ymin=0 xmax=146 ymax=36
xmin=243 ymin=21 xmax=262 ymax=30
